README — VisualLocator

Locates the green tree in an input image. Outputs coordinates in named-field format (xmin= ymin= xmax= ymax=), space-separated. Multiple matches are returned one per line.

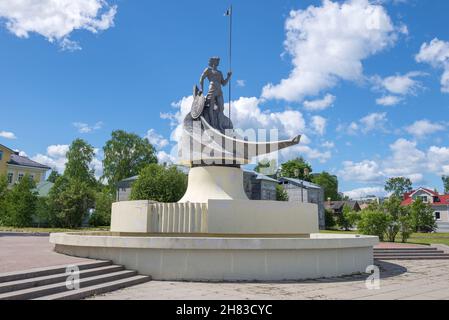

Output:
xmin=358 ymin=210 xmax=390 ymax=241
xmin=443 ymin=175 xmax=449 ymax=194
xmin=48 ymin=176 xmax=95 ymax=228
xmin=276 ymin=185 xmax=289 ymax=202
xmin=399 ymin=214 xmax=414 ymax=243
xmin=103 ymin=130 xmax=158 ymax=192
xmin=279 ymin=157 xmax=312 ymax=181
xmin=35 ymin=197 xmax=51 ymax=227
xmin=385 ymin=177 xmax=413 ymax=198
xmin=0 ymin=175 xmax=9 ymax=225
xmin=3 ymin=175 xmax=37 ymax=227
xmin=337 ymin=205 xmax=358 ymax=231
xmin=47 ymin=170 xmax=61 ymax=183
xmin=311 ymin=172 xmax=341 ymax=201
xmin=409 ymin=198 xmax=437 ymax=233
xmin=324 ymin=209 xmax=336 ymax=230
xmin=130 ymin=164 xmax=187 ymax=203
xmin=65 ymin=139 xmax=96 ymax=186
xmin=89 ymin=189 xmax=114 ymax=227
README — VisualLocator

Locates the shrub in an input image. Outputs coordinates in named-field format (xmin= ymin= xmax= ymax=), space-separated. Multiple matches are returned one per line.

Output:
xmin=337 ymin=205 xmax=359 ymax=231
xmin=3 ymin=175 xmax=38 ymax=227
xmin=0 ymin=175 xmax=8 ymax=226
xmin=399 ymin=215 xmax=414 ymax=243
xmin=89 ymin=189 xmax=113 ymax=227
xmin=410 ymin=199 xmax=437 ymax=233
xmin=130 ymin=164 xmax=187 ymax=203
xmin=325 ymin=209 xmax=336 ymax=230
xmin=276 ymin=185 xmax=289 ymax=202
xmin=358 ymin=210 xmax=390 ymax=241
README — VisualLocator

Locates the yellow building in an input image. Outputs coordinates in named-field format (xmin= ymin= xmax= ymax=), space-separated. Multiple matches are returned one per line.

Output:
xmin=0 ymin=143 xmax=50 ymax=187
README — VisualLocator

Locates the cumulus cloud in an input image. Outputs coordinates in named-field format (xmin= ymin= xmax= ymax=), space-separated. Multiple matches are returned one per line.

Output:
xmin=73 ymin=121 xmax=103 ymax=133
xmin=261 ymin=0 xmax=401 ymax=102
xmin=303 ymin=94 xmax=336 ymax=111
xmin=0 ymin=131 xmax=17 ymax=139
xmin=416 ymin=38 xmax=449 ymax=93
xmin=338 ymin=112 xmax=388 ymax=135
xmin=376 ymin=95 xmax=403 ymax=106
xmin=311 ymin=116 xmax=327 ymax=136
xmin=405 ymin=120 xmax=445 ymax=138
xmin=339 ymin=138 xmax=449 ymax=187
xmin=145 ymin=129 xmax=169 ymax=150
xmin=0 ymin=0 xmax=117 ymax=50
xmin=236 ymin=80 xmax=246 ymax=87
xmin=32 ymin=143 xmax=103 ymax=177
xmin=343 ymin=187 xmax=387 ymax=200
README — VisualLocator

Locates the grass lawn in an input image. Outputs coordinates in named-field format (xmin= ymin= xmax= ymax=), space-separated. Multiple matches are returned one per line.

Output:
xmin=0 ymin=226 xmax=110 ymax=234
xmin=321 ymin=229 xmax=449 ymax=246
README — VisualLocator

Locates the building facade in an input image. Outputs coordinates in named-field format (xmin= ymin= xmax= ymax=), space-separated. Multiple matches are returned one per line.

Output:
xmin=0 ymin=144 xmax=50 ymax=187
xmin=401 ymin=188 xmax=449 ymax=223
xmin=278 ymin=177 xmax=326 ymax=230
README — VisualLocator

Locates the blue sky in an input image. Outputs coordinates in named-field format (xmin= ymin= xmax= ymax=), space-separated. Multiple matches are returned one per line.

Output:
xmin=1 ymin=0 xmax=449 ymax=198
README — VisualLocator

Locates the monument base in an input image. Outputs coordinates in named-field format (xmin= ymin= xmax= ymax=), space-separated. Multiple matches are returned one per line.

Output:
xmin=50 ymin=233 xmax=378 ymax=281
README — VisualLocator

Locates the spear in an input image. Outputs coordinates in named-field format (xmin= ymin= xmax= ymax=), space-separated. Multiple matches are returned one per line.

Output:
xmin=225 ymin=6 xmax=233 ymax=121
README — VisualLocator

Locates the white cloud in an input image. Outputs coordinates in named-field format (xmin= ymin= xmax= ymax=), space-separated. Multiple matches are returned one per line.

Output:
xmin=360 ymin=112 xmax=388 ymax=133
xmin=32 ymin=143 xmax=102 ymax=178
xmin=73 ymin=121 xmax=103 ymax=133
xmin=311 ymin=116 xmax=327 ymax=136
xmin=373 ymin=72 xmax=424 ymax=95
xmin=303 ymin=94 xmax=336 ymax=111
xmin=236 ymin=80 xmax=246 ymax=87
xmin=261 ymin=0 xmax=401 ymax=102
xmin=0 ymin=131 xmax=17 ymax=139
xmin=322 ymin=141 xmax=335 ymax=149
xmin=343 ymin=187 xmax=387 ymax=200
xmin=416 ymin=38 xmax=449 ymax=93
xmin=145 ymin=129 xmax=169 ymax=150
xmin=376 ymin=95 xmax=402 ymax=106
xmin=339 ymin=160 xmax=383 ymax=183
xmin=0 ymin=0 xmax=117 ymax=50
xmin=427 ymin=146 xmax=449 ymax=175
xmin=405 ymin=120 xmax=445 ymax=138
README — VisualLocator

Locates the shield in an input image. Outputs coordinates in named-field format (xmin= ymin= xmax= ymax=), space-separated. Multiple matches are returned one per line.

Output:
xmin=191 ymin=86 xmax=206 ymax=119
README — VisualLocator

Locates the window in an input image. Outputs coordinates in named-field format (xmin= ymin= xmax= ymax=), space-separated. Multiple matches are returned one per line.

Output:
xmin=0 ymin=150 xmax=3 ymax=161
xmin=7 ymin=172 xmax=13 ymax=184
xmin=18 ymin=173 xmax=24 ymax=182
xmin=419 ymin=196 xmax=428 ymax=203
xmin=435 ymin=212 xmax=441 ymax=221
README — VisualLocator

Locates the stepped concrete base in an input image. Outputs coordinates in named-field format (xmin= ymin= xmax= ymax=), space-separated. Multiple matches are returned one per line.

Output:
xmin=51 ymin=233 xmax=378 ymax=281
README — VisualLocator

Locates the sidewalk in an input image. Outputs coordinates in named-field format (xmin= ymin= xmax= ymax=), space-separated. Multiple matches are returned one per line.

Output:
xmin=0 ymin=233 xmax=92 ymax=273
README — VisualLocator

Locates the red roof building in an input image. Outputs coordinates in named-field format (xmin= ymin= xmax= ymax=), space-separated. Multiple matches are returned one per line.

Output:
xmin=401 ymin=187 xmax=449 ymax=222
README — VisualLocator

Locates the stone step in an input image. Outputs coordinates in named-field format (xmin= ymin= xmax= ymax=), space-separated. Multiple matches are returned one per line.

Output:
xmin=0 ymin=265 xmax=124 ymax=294
xmin=34 ymin=275 xmax=151 ymax=300
xmin=375 ymin=255 xmax=449 ymax=260
xmin=374 ymin=247 xmax=437 ymax=251
xmin=374 ymin=250 xmax=445 ymax=255
xmin=0 ymin=270 xmax=137 ymax=300
xmin=0 ymin=260 xmax=112 ymax=284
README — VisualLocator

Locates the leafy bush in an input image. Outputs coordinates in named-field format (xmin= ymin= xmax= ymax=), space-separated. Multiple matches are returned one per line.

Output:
xmin=276 ymin=185 xmax=289 ymax=202
xmin=3 ymin=175 xmax=38 ymax=227
xmin=358 ymin=210 xmax=390 ymax=241
xmin=410 ymin=199 xmax=437 ymax=233
xmin=325 ymin=209 xmax=336 ymax=230
xmin=0 ymin=175 xmax=8 ymax=226
xmin=130 ymin=164 xmax=187 ymax=203
xmin=89 ymin=189 xmax=113 ymax=227
xmin=337 ymin=205 xmax=359 ymax=231
xmin=399 ymin=215 xmax=414 ymax=243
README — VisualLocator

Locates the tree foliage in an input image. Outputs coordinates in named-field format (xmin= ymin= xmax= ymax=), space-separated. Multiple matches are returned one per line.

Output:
xmin=0 ymin=175 xmax=9 ymax=225
xmin=103 ymin=130 xmax=158 ymax=191
xmin=324 ymin=209 xmax=336 ymax=230
xmin=3 ymin=175 xmax=37 ymax=227
xmin=311 ymin=172 xmax=341 ymax=201
xmin=47 ymin=170 xmax=61 ymax=183
xmin=276 ymin=185 xmax=289 ymax=202
xmin=385 ymin=177 xmax=413 ymax=198
xmin=358 ymin=210 xmax=390 ymax=242
xmin=279 ymin=157 xmax=312 ymax=181
xmin=409 ymin=198 xmax=437 ymax=233
xmin=443 ymin=175 xmax=449 ymax=194
xmin=130 ymin=164 xmax=187 ymax=203
xmin=89 ymin=189 xmax=114 ymax=227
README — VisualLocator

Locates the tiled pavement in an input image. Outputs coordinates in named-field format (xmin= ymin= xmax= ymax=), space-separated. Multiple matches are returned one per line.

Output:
xmin=91 ymin=260 xmax=449 ymax=300
xmin=1 ymin=233 xmax=448 ymax=300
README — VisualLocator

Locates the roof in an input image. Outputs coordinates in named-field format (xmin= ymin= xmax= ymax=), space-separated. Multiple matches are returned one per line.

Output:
xmin=401 ymin=188 xmax=449 ymax=206
xmin=278 ymin=177 xmax=322 ymax=189
xmin=0 ymin=143 xmax=16 ymax=153
xmin=35 ymin=181 xmax=54 ymax=197
xmin=7 ymin=154 xmax=51 ymax=170
xmin=243 ymin=169 xmax=279 ymax=183
xmin=325 ymin=201 xmax=360 ymax=211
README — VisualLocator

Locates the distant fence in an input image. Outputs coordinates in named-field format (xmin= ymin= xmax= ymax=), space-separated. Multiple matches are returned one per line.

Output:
xmin=150 ymin=203 xmax=208 ymax=233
